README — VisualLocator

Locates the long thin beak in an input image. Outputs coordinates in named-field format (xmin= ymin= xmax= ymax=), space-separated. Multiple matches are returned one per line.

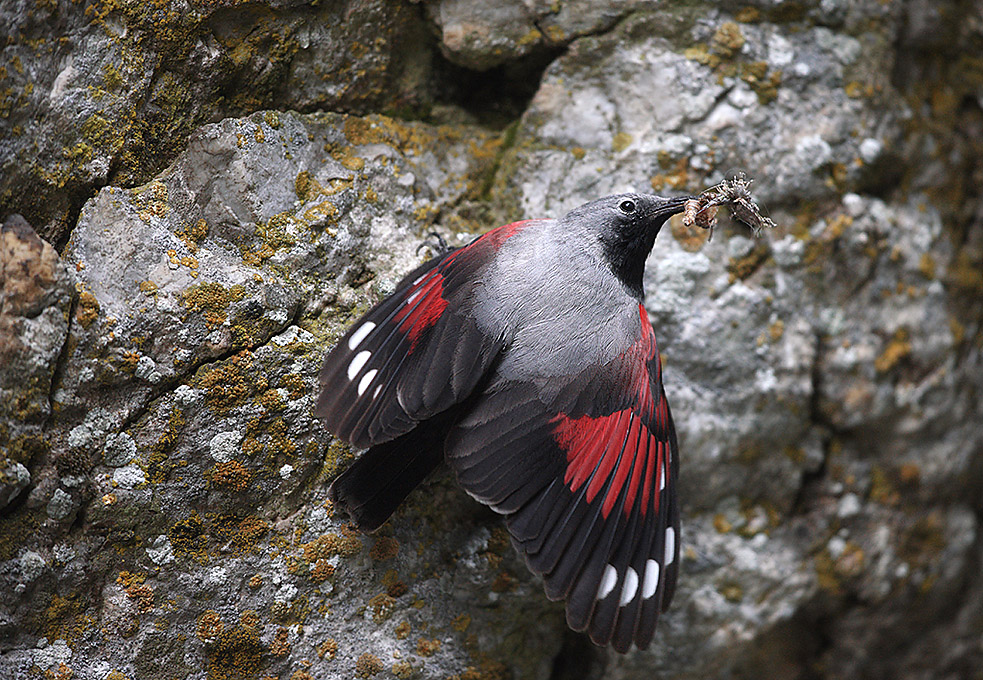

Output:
xmin=650 ymin=195 xmax=696 ymax=220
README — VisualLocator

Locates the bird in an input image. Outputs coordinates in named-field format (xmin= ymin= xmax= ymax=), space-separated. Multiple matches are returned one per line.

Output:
xmin=315 ymin=192 xmax=690 ymax=652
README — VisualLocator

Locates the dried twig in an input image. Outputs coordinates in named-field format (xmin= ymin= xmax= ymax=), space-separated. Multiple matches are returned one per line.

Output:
xmin=682 ymin=173 xmax=777 ymax=241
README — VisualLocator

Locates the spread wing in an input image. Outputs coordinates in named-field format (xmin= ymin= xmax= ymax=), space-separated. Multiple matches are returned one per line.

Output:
xmin=315 ymin=221 xmax=539 ymax=449
xmin=445 ymin=303 xmax=680 ymax=652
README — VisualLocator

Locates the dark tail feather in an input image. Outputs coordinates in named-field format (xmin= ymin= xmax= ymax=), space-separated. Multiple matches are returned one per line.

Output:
xmin=328 ymin=422 xmax=446 ymax=532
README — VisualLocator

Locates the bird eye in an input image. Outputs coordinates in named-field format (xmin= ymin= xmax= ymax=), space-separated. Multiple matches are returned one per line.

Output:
xmin=619 ymin=199 xmax=637 ymax=214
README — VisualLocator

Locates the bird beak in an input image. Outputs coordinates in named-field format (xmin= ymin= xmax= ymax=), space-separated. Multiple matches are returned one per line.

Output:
xmin=649 ymin=195 xmax=695 ymax=220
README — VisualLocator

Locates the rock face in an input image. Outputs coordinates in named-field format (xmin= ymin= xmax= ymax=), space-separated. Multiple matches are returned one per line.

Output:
xmin=1 ymin=2 xmax=981 ymax=680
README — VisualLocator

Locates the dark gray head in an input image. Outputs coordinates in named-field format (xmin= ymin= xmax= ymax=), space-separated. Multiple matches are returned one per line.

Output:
xmin=562 ymin=193 xmax=692 ymax=299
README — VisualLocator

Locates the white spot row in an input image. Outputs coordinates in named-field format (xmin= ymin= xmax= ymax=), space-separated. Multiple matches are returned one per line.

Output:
xmin=597 ymin=564 xmax=618 ymax=600
xmin=596 ymin=531 xmax=675 ymax=606
xmin=347 ymin=350 xmax=371 ymax=381
xmin=619 ymin=567 xmax=638 ymax=606
xmin=642 ymin=559 xmax=660 ymax=599
xmin=348 ymin=321 xmax=376 ymax=350
xmin=358 ymin=369 xmax=378 ymax=396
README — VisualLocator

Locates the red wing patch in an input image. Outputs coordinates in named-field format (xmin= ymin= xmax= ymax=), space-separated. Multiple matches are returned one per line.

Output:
xmin=552 ymin=304 xmax=668 ymax=520
xmin=393 ymin=271 xmax=448 ymax=349
xmin=391 ymin=220 xmax=534 ymax=351
xmin=553 ymin=410 xmax=665 ymax=520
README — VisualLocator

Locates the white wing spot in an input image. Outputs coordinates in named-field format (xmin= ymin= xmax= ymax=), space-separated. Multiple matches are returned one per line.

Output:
xmin=597 ymin=564 xmax=618 ymax=600
xmin=347 ymin=351 xmax=371 ymax=380
xmin=347 ymin=322 xmax=376 ymax=350
xmin=412 ymin=273 xmax=427 ymax=286
xmin=665 ymin=527 xmax=676 ymax=565
xmin=372 ymin=384 xmax=382 ymax=399
xmin=659 ymin=461 xmax=666 ymax=491
xmin=642 ymin=559 xmax=660 ymax=599
xmin=619 ymin=567 xmax=639 ymax=606
xmin=406 ymin=288 xmax=423 ymax=306
xmin=357 ymin=369 xmax=378 ymax=396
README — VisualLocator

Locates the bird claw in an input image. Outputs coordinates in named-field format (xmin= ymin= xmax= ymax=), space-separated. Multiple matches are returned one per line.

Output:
xmin=417 ymin=231 xmax=451 ymax=257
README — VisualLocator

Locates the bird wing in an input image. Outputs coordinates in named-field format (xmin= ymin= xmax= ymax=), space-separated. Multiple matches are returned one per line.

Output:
xmin=315 ymin=221 xmax=540 ymax=449
xmin=445 ymin=303 xmax=680 ymax=652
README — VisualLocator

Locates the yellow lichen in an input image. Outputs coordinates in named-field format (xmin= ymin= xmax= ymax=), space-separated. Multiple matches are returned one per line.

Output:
xmin=77 ymin=290 xmax=100 ymax=328
xmin=368 ymin=593 xmax=396 ymax=623
xmin=197 ymin=610 xmax=224 ymax=642
xmin=270 ymin=627 xmax=290 ymax=656
xmin=355 ymin=653 xmax=384 ymax=678
xmin=369 ymin=536 xmax=398 ymax=561
xmin=317 ymin=638 xmax=338 ymax=660
xmin=874 ymin=328 xmax=911 ymax=373
xmin=207 ymin=626 xmax=262 ymax=680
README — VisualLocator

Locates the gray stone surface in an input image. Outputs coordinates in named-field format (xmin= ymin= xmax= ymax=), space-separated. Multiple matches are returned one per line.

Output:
xmin=1 ymin=1 xmax=982 ymax=679
xmin=0 ymin=0 xmax=432 ymax=244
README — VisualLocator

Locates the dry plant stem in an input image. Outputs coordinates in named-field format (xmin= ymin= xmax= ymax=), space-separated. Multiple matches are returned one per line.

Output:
xmin=682 ymin=173 xmax=777 ymax=241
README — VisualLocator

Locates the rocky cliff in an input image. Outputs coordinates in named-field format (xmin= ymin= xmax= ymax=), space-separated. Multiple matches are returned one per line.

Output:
xmin=1 ymin=1 xmax=981 ymax=679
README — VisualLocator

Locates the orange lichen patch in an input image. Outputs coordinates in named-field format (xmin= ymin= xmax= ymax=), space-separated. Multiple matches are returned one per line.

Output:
xmin=119 ymin=350 xmax=141 ymax=375
xmin=899 ymin=463 xmax=922 ymax=485
xmin=381 ymin=569 xmax=406 ymax=597
xmin=727 ymin=245 xmax=770 ymax=282
xmin=769 ymin=319 xmax=785 ymax=342
xmin=317 ymin=638 xmax=338 ymax=660
xmin=310 ymin=560 xmax=334 ymax=583
xmin=368 ymin=593 xmax=396 ymax=623
xmin=712 ymin=21 xmax=745 ymax=57
xmin=280 ymin=374 xmax=306 ymax=399
xmin=248 ymin=574 xmax=263 ymax=589
xmin=354 ymin=653 xmax=384 ymax=678
xmin=77 ymin=290 xmax=100 ymax=328
xmin=117 ymin=572 xmax=155 ymax=613
xmin=669 ymin=213 xmax=708 ymax=253
xmin=394 ymin=621 xmax=410 ymax=640
xmin=258 ymin=389 xmax=285 ymax=412
xmin=900 ymin=513 xmax=947 ymax=568
xmin=302 ymin=532 xmax=362 ymax=562
xmin=240 ymin=610 xmax=261 ymax=630
xmin=490 ymin=571 xmax=517 ymax=593
xmin=869 ymin=465 xmax=899 ymax=505
xmin=369 ymin=536 xmax=398 ymax=561
xmin=46 ymin=663 xmax=73 ymax=680
xmin=208 ymin=460 xmax=252 ymax=491
xmin=649 ymin=156 xmax=690 ymax=192
xmin=139 ymin=280 xmax=159 ymax=295
xmin=207 ymin=626 xmax=263 ymax=680
xmin=169 ymin=512 xmax=207 ymax=561
xmin=416 ymin=638 xmax=441 ymax=657
xmin=197 ymin=610 xmax=224 ymax=642
xmin=176 ymin=218 xmax=209 ymax=254
xmin=289 ymin=672 xmax=313 ymax=680
xmin=270 ymin=627 xmax=290 ymax=656
xmin=143 ymin=407 xmax=187 ymax=485
xmin=874 ymin=329 xmax=912 ymax=373
xmin=37 ymin=591 xmax=87 ymax=643
xmin=212 ymin=515 xmax=269 ymax=555
xmin=197 ymin=352 xmax=262 ymax=415
xmin=391 ymin=661 xmax=413 ymax=679
xmin=713 ymin=513 xmax=733 ymax=533
xmin=181 ymin=282 xmax=246 ymax=327
xmin=450 ymin=613 xmax=471 ymax=633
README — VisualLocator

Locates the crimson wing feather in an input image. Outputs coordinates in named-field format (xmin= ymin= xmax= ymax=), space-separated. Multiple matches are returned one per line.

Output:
xmin=445 ymin=304 xmax=680 ymax=652
xmin=316 ymin=221 xmax=537 ymax=449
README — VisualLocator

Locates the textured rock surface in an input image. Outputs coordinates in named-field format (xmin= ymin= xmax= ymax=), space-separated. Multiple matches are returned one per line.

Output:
xmin=1 ymin=1 xmax=982 ymax=679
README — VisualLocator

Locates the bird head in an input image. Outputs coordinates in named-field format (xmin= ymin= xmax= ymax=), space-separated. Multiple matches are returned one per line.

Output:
xmin=563 ymin=193 xmax=693 ymax=299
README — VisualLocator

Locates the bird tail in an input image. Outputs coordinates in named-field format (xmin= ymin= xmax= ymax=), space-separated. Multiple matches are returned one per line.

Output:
xmin=328 ymin=422 xmax=446 ymax=532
